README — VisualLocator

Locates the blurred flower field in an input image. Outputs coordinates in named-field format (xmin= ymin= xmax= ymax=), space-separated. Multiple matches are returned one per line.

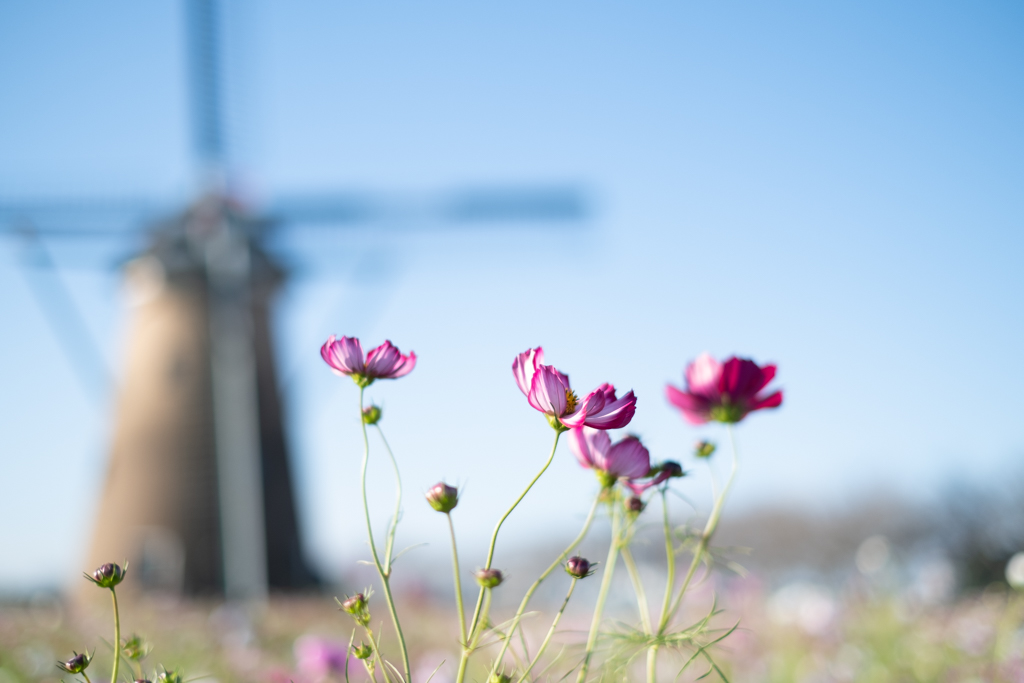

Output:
xmin=2 ymin=579 xmax=1021 ymax=683
xmin=3 ymin=345 xmax=1023 ymax=682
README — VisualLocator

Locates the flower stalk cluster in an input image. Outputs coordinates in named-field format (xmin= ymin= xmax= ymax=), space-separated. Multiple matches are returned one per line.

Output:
xmin=69 ymin=331 xmax=782 ymax=683
xmin=57 ymin=563 xmax=183 ymax=683
xmin=307 ymin=341 xmax=783 ymax=682
xmin=67 ymin=341 xmax=784 ymax=683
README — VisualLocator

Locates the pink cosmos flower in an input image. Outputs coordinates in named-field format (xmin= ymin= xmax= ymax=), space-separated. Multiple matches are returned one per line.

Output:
xmin=666 ymin=353 xmax=782 ymax=424
xmin=561 ymin=382 xmax=639 ymax=429
xmin=321 ymin=335 xmax=416 ymax=386
xmin=513 ymin=347 xmax=636 ymax=430
xmin=294 ymin=635 xmax=349 ymax=681
xmin=567 ymin=426 xmax=651 ymax=488
xmin=624 ymin=461 xmax=684 ymax=496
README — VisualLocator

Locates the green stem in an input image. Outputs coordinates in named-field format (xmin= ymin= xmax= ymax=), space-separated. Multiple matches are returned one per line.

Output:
xmin=83 ymin=672 xmax=93 ymax=683
xmin=345 ymin=630 xmax=355 ymax=683
xmin=364 ymin=626 xmax=392 ymax=683
xmin=621 ymin=545 xmax=651 ymax=635
xmin=375 ymin=424 xmax=402 ymax=572
xmin=457 ymin=429 xmax=563 ymax=683
xmin=648 ymin=490 xmax=676 ymax=683
xmin=518 ymin=624 xmax=531 ymax=663
xmin=663 ymin=425 xmax=739 ymax=628
xmin=362 ymin=656 xmax=380 ymax=683
xmin=358 ymin=387 xmax=411 ymax=682
xmin=469 ymin=589 xmax=492 ymax=652
xmin=454 ymin=646 xmax=470 ymax=683
xmin=515 ymin=578 xmax=578 ymax=683
xmin=646 ymin=646 xmax=658 ymax=683
xmin=447 ymin=513 xmax=467 ymax=646
xmin=487 ymin=494 xmax=601 ymax=679
xmin=576 ymin=500 xmax=622 ymax=683
xmin=665 ymin=540 xmax=707 ymax=631
xmin=109 ymin=588 xmax=120 ymax=683
xmin=455 ymin=589 xmax=493 ymax=683
xmin=656 ymin=490 xmax=675 ymax=633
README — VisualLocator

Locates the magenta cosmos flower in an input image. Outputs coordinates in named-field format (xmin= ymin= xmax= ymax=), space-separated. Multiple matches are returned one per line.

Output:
xmin=321 ymin=335 xmax=416 ymax=387
xmin=294 ymin=635 xmax=349 ymax=681
xmin=666 ymin=353 xmax=782 ymax=424
xmin=513 ymin=347 xmax=636 ymax=431
xmin=624 ymin=460 xmax=684 ymax=496
xmin=567 ymin=426 xmax=651 ymax=488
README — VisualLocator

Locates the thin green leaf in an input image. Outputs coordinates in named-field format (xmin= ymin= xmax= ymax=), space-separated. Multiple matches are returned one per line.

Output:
xmin=345 ymin=629 xmax=355 ymax=683
xmin=390 ymin=543 xmax=428 ymax=564
xmin=698 ymin=649 xmax=730 ymax=683
xmin=423 ymin=659 xmax=446 ymax=683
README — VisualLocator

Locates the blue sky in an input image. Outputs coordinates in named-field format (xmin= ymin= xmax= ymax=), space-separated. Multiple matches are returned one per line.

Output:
xmin=0 ymin=1 xmax=1022 ymax=591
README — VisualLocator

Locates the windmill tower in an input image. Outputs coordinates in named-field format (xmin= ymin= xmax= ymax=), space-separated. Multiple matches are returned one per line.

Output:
xmin=82 ymin=0 xmax=315 ymax=597
xmin=84 ymin=197 xmax=314 ymax=597
xmin=1 ymin=0 xmax=588 ymax=599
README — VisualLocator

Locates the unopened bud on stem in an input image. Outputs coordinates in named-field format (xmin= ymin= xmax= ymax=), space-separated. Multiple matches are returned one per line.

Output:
xmin=122 ymin=635 xmax=150 ymax=661
xmin=57 ymin=652 xmax=91 ymax=675
xmin=362 ymin=405 xmax=382 ymax=425
xmin=85 ymin=562 xmax=127 ymax=588
xmin=340 ymin=593 xmax=367 ymax=613
xmin=660 ymin=460 xmax=685 ymax=478
xmin=565 ymin=556 xmax=596 ymax=579
xmin=694 ymin=440 xmax=716 ymax=458
xmin=475 ymin=568 xmax=504 ymax=588
xmin=353 ymin=643 xmax=373 ymax=660
xmin=156 ymin=669 xmax=183 ymax=683
xmin=339 ymin=592 xmax=371 ymax=626
xmin=426 ymin=482 xmax=459 ymax=513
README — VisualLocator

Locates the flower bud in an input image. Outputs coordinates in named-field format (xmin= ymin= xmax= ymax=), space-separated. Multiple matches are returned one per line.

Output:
xmin=86 ymin=562 xmax=127 ymax=588
xmin=694 ymin=440 xmax=716 ymax=458
xmin=565 ymin=556 xmax=595 ymax=579
xmin=339 ymin=592 xmax=371 ymax=626
xmin=122 ymin=635 xmax=150 ymax=661
xmin=156 ymin=669 xmax=183 ymax=683
xmin=425 ymin=482 xmax=459 ymax=513
xmin=474 ymin=568 xmax=504 ymax=588
xmin=57 ymin=652 xmax=92 ymax=674
xmin=626 ymin=496 xmax=645 ymax=514
xmin=489 ymin=674 xmax=512 ymax=683
xmin=340 ymin=592 xmax=367 ymax=614
xmin=361 ymin=405 xmax=382 ymax=425
xmin=353 ymin=643 xmax=373 ymax=660
xmin=660 ymin=461 xmax=685 ymax=478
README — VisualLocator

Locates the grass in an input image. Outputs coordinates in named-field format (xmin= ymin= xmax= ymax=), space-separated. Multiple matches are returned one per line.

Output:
xmin=1 ymin=579 xmax=1021 ymax=683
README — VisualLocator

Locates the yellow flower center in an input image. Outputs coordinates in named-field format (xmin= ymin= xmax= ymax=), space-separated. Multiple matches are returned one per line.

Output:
xmin=564 ymin=389 xmax=579 ymax=414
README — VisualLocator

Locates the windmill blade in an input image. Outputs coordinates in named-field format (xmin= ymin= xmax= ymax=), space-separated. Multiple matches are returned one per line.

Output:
xmin=439 ymin=186 xmax=590 ymax=223
xmin=5 ymin=223 xmax=111 ymax=398
xmin=267 ymin=185 xmax=591 ymax=228
xmin=265 ymin=193 xmax=383 ymax=226
xmin=0 ymin=197 xmax=163 ymax=237
xmin=186 ymin=0 xmax=226 ymax=171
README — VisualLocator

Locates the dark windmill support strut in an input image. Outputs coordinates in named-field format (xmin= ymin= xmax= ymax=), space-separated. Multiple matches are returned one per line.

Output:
xmin=202 ymin=206 xmax=269 ymax=599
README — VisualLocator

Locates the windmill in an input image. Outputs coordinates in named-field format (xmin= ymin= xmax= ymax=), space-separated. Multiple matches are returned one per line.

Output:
xmin=0 ymin=0 xmax=587 ymax=599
